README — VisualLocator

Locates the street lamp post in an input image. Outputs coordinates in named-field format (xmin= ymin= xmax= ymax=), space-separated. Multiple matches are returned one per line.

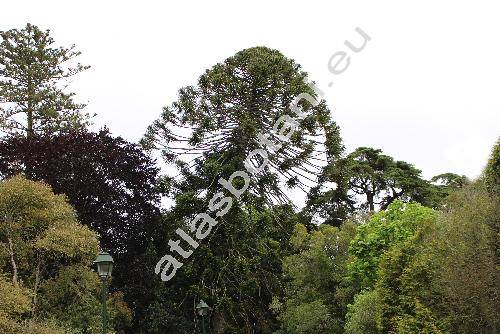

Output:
xmin=196 ymin=300 xmax=209 ymax=334
xmin=94 ymin=252 xmax=114 ymax=334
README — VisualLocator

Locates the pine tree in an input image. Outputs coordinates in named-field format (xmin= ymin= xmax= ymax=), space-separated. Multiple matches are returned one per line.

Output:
xmin=0 ymin=23 xmax=91 ymax=137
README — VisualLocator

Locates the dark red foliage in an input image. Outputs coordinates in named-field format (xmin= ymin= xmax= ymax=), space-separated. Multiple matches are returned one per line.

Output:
xmin=0 ymin=129 xmax=161 ymax=254
xmin=0 ymin=129 xmax=163 ymax=331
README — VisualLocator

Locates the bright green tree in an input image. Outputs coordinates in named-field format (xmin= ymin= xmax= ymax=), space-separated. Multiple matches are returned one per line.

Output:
xmin=0 ymin=23 xmax=91 ymax=137
xmin=273 ymin=221 xmax=357 ymax=333
xmin=0 ymin=175 xmax=131 ymax=333
xmin=346 ymin=200 xmax=437 ymax=291
xmin=376 ymin=183 xmax=498 ymax=333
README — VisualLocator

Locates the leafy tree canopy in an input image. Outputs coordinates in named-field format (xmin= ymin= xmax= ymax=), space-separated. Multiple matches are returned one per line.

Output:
xmin=273 ymin=221 xmax=357 ymax=333
xmin=376 ymin=181 xmax=498 ymax=333
xmin=0 ymin=129 xmax=160 ymax=255
xmin=306 ymin=147 xmax=458 ymax=226
xmin=347 ymin=200 xmax=437 ymax=291
xmin=340 ymin=147 xmax=431 ymax=211
xmin=145 ymin=203 xmax=299 ymax=333
xmin=0 ymin=176 xmax=131 ymax=333
xmin=0 ymin=129 xmax=160 ymax=330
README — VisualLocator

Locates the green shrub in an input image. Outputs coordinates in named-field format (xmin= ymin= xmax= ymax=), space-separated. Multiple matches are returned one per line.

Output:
xmin=347 ymin=201 xmax=437 ymax=291
xmin=344 ymin=289 xmax=382 ymax=334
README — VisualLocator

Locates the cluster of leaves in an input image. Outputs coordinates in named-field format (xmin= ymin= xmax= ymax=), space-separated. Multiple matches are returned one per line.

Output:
xmin=375 ymin=180 xmax=498 ymax=333
xmin=346 ymin=201 xmax=437 ymax=291
xmin=272 ymin=222 xmax=357 ymax=333
xmin=0 ymin=175 xmax=131 ymax=333
xmin=371 ymin=142 xmax=500 ymax=334
xmin=0 ymin=129 xmax=162 ymax=332
xmin=0 ymin=129 xmax=161 ymax=255
xmin=143 ymin=203 xmax=300 ymax=333
xmin=277 ymin=139 xmax=499 ymax=333
xmin=274 ymin=201 xmax=435 ymax=334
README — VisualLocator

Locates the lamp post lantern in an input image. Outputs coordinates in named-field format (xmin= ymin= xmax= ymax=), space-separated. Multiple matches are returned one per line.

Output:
xmin=196 ymin=300 xmax=209 ymax=334
xmin=94 ymin=252 xmax=114 ymax=334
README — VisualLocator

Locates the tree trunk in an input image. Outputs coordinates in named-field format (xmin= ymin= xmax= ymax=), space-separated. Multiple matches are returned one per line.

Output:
xmin=380 ymin=189 xmax=403 ymax=210
xmin=27 ymin=109 xmax=33 ymax=138
xmin=367 ymin=192 xmax=375 ymax=212
xmin=27 ymin=79 xmax=34 ymax=138
xmin=32 ymin=255 xmax=43 ymax=317
xmin=25 ymin=89 xmax=35 ymax=177
xmin=7 ymin=236 xmax=18 ymax=285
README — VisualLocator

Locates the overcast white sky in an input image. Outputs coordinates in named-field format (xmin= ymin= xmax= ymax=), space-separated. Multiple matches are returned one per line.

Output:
xmin=2 ymin=1 xmax=499 ymax=183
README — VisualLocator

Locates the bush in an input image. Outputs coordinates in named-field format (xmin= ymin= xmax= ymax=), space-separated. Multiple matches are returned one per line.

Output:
xmin=275 ymin=221 xmax=357 ymax=333
xmin=344 ymin=289 xmax=382 ymax=334
xmin=347 ymin=201 xmax=437 ymax=291
xmin=376 ymin=182 xmax=499 ymax=333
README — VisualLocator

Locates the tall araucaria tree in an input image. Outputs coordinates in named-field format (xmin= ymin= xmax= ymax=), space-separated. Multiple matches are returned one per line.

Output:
xmin=140 ymin=47 xmax=344 ymax=333
xmin=0 ymin=23 xmax=91 ymax=137
xmin=142 ymin=46 xmax=344 ymax=205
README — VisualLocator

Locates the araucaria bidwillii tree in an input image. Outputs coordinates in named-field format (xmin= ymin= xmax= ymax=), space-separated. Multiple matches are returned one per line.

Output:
xmin=143 ymin=46 xmax=343 ymax=205
xmin=141 ymin=47 xmax=344 ymax=333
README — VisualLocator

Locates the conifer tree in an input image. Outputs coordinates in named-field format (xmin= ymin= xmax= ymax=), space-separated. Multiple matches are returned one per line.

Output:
xmin=0 ymin=23 xmax=91 ymax=137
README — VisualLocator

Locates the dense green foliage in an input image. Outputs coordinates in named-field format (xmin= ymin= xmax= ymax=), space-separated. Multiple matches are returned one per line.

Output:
xmin=0 ymin=129 xmax=161 ymax=332
xmin=143 ymin=46 xmax=343 ymax=205
xmin=347 ymin=201 xmax=437 ymax=290
xmin=272 ymin=222 xmax=356 ymax=333
xmin=376 ymin=180 xmax=498 ymax=333
xmin=276 ymin=163 xmax=498 ymax=334
xmin=344 ymin=289 xmax=382 ymax=334
xmin=0 ymin=176 xmax=131 ymax=333
xmin=144 ymin=205 xmax=299 ymax=333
